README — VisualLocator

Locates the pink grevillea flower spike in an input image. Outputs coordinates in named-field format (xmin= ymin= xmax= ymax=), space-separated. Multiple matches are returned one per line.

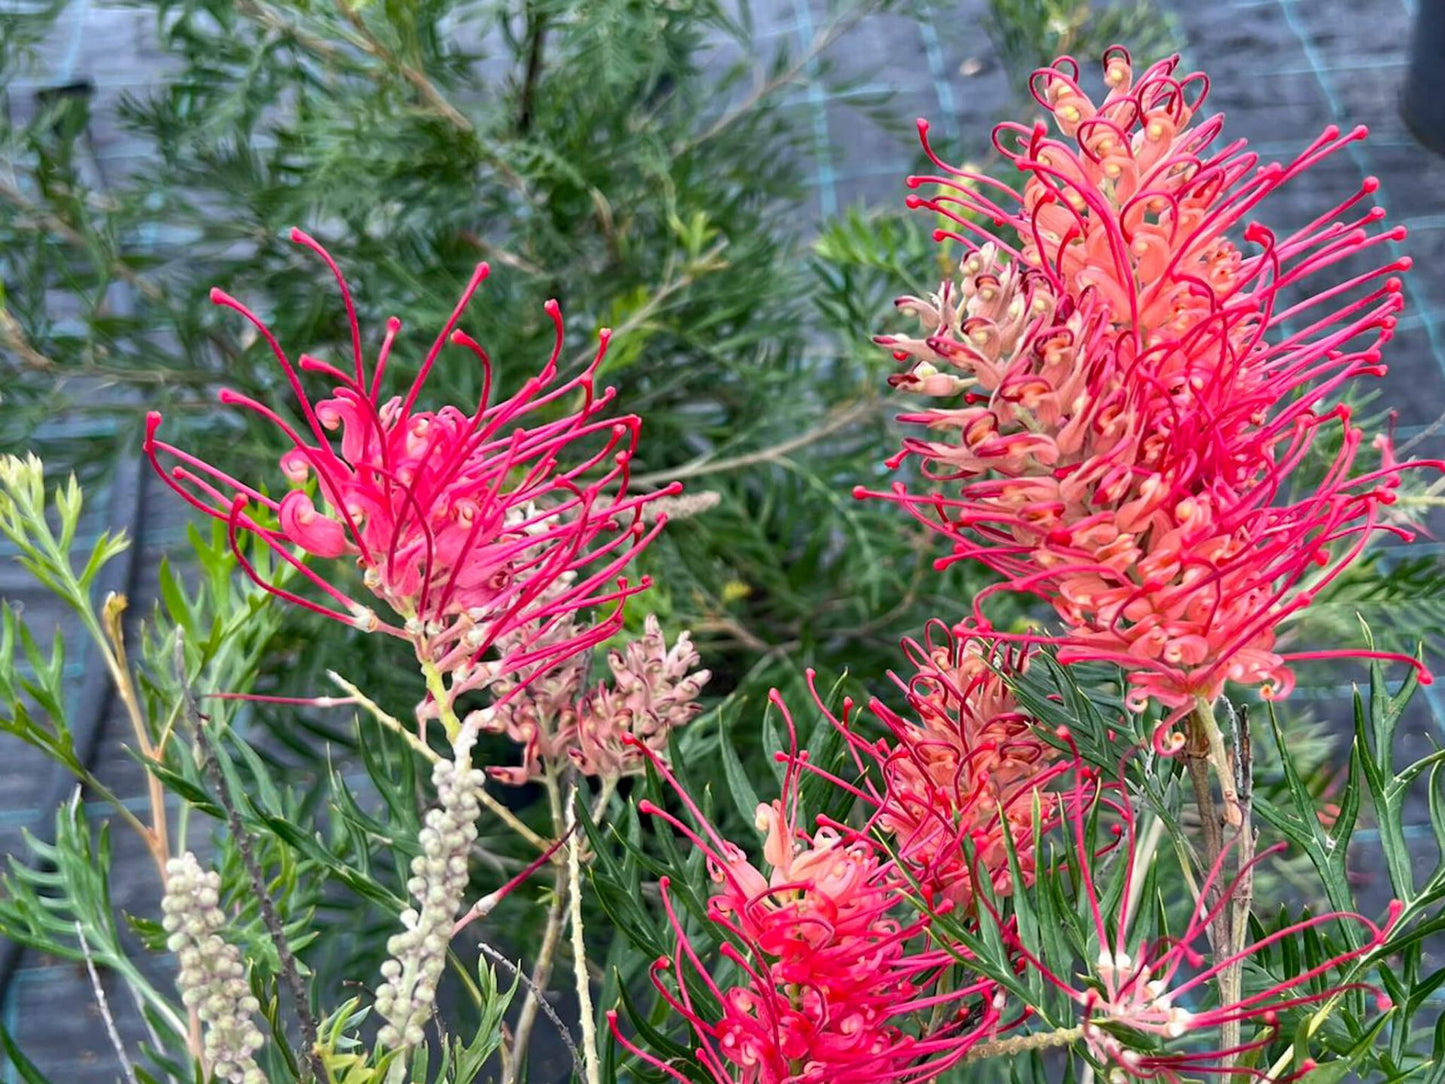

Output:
xmin=1005 ymin=740 xmax=1398 ymax=1083
xmin=859 ymin=49 xmax=1437 ymax=721
xmin=607 ymin=694 xmax=1011 ymax=1084
xmin=798 ymin=624 xmax=1067 ymax=912
xmin=146 ymin=230 xmax=679 ymax=718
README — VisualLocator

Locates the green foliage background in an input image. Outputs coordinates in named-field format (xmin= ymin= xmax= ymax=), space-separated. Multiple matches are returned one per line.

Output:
xmin=6 ymin=2 xmax=1445 ymax=1083
xmin=0 ymin=0 xmax=1187 ymax=716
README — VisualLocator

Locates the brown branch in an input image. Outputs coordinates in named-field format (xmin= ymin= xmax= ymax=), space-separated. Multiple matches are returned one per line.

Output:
xmin=1186 ymin=704 xmax=1226 ymax=924
xmin=0 ymin=178 xmax=163 ymax=302
xmin=336 ymin=1 xmax=475 ymax=133
xmin=1221 ymin=705 xmax=1256 ymax=1067
xmin=0 ymin=176 xmax=246 ymax=383
xmin=86 ymin=595 xmax=189 ymax=1067
xmin=0 ymin=304 xmax=218 ymax=386
xmin=458 ymin=230 xmax=544 ymax=277
xmin=567 ymin=241 xmax=728 ymax=376
xmin=100 ymin=597 xmax=172 ymax=877
xmin=234 ymin=0 xmax=350 ymax=66
xmin=632 ymin=398 xmax=873 ymax=488
xmin=1188 ymin=699 xmax=1256 ymax=1072
xmin=564 ymin=780 xmax=602 ymax=1084
xmin=75 ymin=921 xmax=141 ymax=1084
xmin=0 ymin=304 xmax=58 ymax=372
xmin=502 ymin=859 xmax=568 ymax=1084
xmin=232 ymin=0 xmax=530 ymax=196
xmin=472 ymin=940 xmax=581 ymax=1077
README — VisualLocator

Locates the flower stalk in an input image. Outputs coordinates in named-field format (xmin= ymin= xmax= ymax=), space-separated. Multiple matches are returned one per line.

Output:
xmin=963 ymin=1026 xmax=1085 ymax=1062
xmin=565 ymin=780 xmax=603 ymax=1084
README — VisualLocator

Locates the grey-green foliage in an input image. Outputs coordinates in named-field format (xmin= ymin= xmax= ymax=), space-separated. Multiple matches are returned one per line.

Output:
xmin=0 ymin=0 xmax=995 ymax=732
xmin=0 ymin=458 xmax=307 ymax=1076
xmin=0 ymin=456 xmax=521 ymax=1082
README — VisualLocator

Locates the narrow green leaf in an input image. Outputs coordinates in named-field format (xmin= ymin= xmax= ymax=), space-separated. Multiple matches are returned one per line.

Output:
xmin=718 ymin=710 xmax=761 ymax=823
xmin=0 ymin=1020 xmax=54 ymax=1084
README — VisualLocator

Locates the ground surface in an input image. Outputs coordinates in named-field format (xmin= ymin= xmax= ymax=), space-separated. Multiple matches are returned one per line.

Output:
xmin=2 ymin=0 xmax=1444 ymax=1079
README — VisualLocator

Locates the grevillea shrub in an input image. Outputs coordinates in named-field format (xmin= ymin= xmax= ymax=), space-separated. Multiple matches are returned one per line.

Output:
xmin=1 ymin=45 xmax=1443 ymax=1084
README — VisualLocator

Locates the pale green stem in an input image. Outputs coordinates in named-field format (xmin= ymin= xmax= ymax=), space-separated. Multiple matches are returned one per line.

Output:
xmin=1192 ymin=696 xmax=1254 ymax=1069
xmin=1262 ymin=992 xmax=1345 ymax=1082
xmin=590 ymin=777 xmax=618 ymax=824
xmin=365 ymin=662 xmax=552 ymax=853
xmin=502 ymin=769 xmax=570 ymax=1084
xmin=565 ymin=780 xmax=602 ymax=1084
xmin=1194 ymin=695 xmax=1241 ymax=826
xmin=327 ymin=670 xmax=439 ymax=763
xmin=421 ymin=659 xmax=462 ymax=742
xmin=1123 ymin=815 xmax=1166 ymax=938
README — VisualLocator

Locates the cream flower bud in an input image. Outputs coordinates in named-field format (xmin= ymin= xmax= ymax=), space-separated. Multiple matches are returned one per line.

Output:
xmin=375 ymin=734 xmax=485 ymax=1050
xmin=162 ymin=853 xmax=268 ymax=1084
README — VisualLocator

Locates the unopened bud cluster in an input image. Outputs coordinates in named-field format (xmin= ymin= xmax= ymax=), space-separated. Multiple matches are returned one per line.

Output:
xmin=161 ymin=853 xmax=267 ymax=1084
xmin=574 ymin=615 xmax=711 ymax=776
xmin=374 ymin=738 xmax=485 ymax=1048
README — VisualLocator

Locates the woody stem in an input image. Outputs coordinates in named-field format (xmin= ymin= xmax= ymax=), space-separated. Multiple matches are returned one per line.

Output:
xmin=1188 ymin=697 xmax=1255 ymax=1069
xmin=1194 ymin=696 xmax=1241 ymax=826
xmin=1223 ymin=704 xmax=1255 ymax=1068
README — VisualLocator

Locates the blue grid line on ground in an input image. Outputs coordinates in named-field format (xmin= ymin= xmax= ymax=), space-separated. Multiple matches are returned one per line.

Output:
xmin=918 ymin=0 xmax=961 ymax=145
xmin=1272 ymin=0 xmax=1445 ymax=378
xmin=790 ymin=0 xmax=838 ymax=218
xmin=2 ymin=7 xmax=153 ymax=1056
xmin=0 ymin=419 xmax=129 ymax=1084
xmin=3 ymin=987 xmax=15 ymax=1084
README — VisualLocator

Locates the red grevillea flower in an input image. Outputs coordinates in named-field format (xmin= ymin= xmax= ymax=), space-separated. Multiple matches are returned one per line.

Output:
xmin=607 ymin=697 xmax=1009 ymax=1084
xmin=806 ymin=624 xmax=1066 ymax=911
xmin=146 ymin=229 xmax=677 ymax=696
xmin=1006 ymin=742 xmax=1397 ymax=1082
xmin=859 ymin=50 xmax=1436 ymax=719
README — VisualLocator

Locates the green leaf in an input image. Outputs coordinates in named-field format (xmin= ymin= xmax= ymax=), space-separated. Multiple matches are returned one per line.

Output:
xmin=717 ymin=706 xmax=761 ymax=823
xmin=1254 ymin=704 xmax=1360 ymax=930
xmin=1352 ymin=649 xmax=1429 ymax=903
xmin=0 ymin=1019 xmax=53 ymax=1084
xmin=441 ymin=963 xmax=517 ymax=1082
xmin=1424 ymin=1012 xmax=1445 ymax=1084
xmin=255 ymin=809 xmax=405 ymax=911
